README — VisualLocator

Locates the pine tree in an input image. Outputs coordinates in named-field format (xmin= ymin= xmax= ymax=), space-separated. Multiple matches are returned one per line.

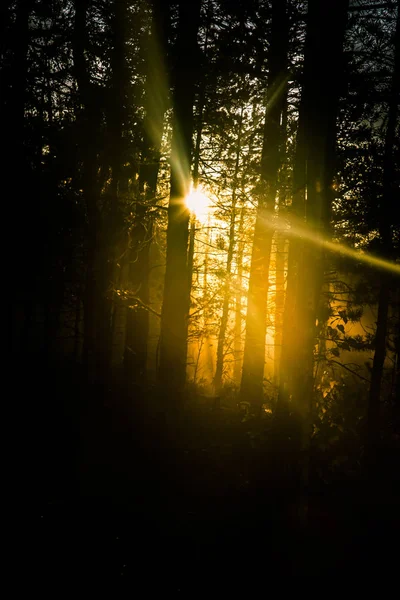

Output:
xmin=158 ymin=0 xmax=202 ymax=413
xmin=240 ymin=0 xmax=288 ymax=411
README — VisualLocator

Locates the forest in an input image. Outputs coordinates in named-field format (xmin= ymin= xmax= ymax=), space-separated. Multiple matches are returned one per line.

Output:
xmin=6 ymin=0 xmax=399 ymax=585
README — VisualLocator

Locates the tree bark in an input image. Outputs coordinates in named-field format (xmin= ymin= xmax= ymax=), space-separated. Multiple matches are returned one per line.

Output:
xmin=124 ymin=0 xmax=169 ymax=386
xmin=97 ymin=0 xmax=128 ymax=382
xmin=240 ymin=0 xmax=288 ymax=411
xmin=273 ymin=81 xmax=288 ymax=387
xmin=278 ymin=0 xmax=349 ymax=415
xmin=277 ymin=0 xmax=349 ymax=526
xmin=214 ymin=109 xmax=244 ymax=393
xmin=233 ymin=205 xmax=246 ymax=385
xmin=367 ymin=2 xmax=399 ymax=452
xmin=158 ymin=0 xmax=202 ymax=412
xmin=274 ymin=231 xmax=286 ymax=386
xmin=72 ymin=0 xmax=102 ymax=382
xmin=6 ymin=0 xmax=35 ymax=354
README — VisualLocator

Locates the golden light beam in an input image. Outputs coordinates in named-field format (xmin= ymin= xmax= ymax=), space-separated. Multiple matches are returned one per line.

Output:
xmin=269 ymin=214 xmax=400 ymax=275
xmin=320 ymin=237 xmax=399 ymax=274
xmin=264 ymin=73 xmax=289 ymax=114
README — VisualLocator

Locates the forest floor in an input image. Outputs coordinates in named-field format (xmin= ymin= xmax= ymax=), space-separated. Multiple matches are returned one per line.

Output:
xmin=20 ymin=358 xmax=400 ymax=588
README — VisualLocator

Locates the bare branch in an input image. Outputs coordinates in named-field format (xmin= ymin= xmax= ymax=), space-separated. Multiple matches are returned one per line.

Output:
xmin=127 ymin=297 xmax=161 ymax=318
xmin=328 ymin=359 xmax=371 ymax=383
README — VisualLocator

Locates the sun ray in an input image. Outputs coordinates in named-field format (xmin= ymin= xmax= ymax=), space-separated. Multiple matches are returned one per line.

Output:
xmin=268 ymin=214 xmax=400 ymax=275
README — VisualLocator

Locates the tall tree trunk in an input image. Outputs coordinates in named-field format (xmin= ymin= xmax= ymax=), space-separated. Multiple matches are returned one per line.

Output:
xmin=72 ymin=0 xmax=102 ymax=382
xmin=74 ymin=294 xmax=82 ymax=362
xmin=202 ymin=217 xmax=214 ymax=382
xmin=395 ymin=297 xmax=400 ymax=427
xmin=2 ymin=0 xmax=33 ymax=172
xmin=184 ymin=1 xmax=212 ymax=377
xmin=367 ymin=2 xmax=399 ymax=453
xmin=273 ymin=83 xmax=288 ymax=387
xmin=214 ymin=109 xmax=244 ymax=393
xmin=6 ymin=0 xmax=35 ymax=354
xmin=158 ymin=0 xmax=202 ymax=413
xmin=96 ymin=0 xmax=128 ymax=383
xmin=233 ymin=205 xmax=245 ymax=385
xmin=184 ymin=109 xmax=203 ymax=365
xmin=124 ymin=217 xmax=153 ymax=383
xmin=273 ymin=231 xmax=286 ymax=386
xmin=240 ymin=0 xmax=288 ymax=412
xmin=124 ymin=0 xmax=170 ymax=387
xmin=277 ymin=0 xmax=349 ymax=526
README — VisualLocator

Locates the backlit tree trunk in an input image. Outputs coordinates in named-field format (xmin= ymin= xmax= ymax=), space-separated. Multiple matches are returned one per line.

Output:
xmin=184 ymin=52 xmax=207 ymax=364
xmin=274 ymin=231 xmax=286 ymax=386
xmin=277 ymin=0 xmax=349 ymax=525
xmin=233 ymin=205 xmax=245 ymax=385
xmin=124 ymin=0 xmax=169 ymax=387
xmin=273 ymin=84 xmax=288 ymax=387
xmin=240 ymin=0 xmax=288 ymax=411
xmin=96 ymin=0 xmax=128 ymax=382
xmin=214 ymin=109 xmax=244 ymax=393
xmin=158 ymin=0 xmax=202 ymax=412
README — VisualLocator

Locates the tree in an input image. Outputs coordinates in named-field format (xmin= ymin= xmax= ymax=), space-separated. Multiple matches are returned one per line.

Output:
xmin=6 ymin=0 xmax=36 ymax=351
xmin=96 ymin=0 xmax=130 ymax=381
xmin=124 ymin=0 xmax=170 ymax=387
xmin=367 ymin=0 xmax=400 ymax=453
xmin=240 ymin=0 xmax=288 ymax=411
xmin=277 ymin=0 xmax=350 ymax=523
xmin=72 ymin=0 xmax=104 ymax=380
xmin=214 ymin=107 xmax=244 ymax=393
xmin=158 ymin=0 xmax=202 ymax=412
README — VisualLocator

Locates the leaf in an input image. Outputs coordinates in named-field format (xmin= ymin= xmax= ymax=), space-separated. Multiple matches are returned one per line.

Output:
xmin=331 ymin=347 xmax=340 ymax=357
xmin=337 ymin=324 xmax=345 ymax=334
xmin=338 ymin=341 xmax=351 ymax=351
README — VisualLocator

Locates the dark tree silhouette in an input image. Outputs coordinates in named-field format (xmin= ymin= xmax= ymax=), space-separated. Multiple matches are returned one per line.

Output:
xmin=240 ymin=0 xmax=288 ymax=410
xmin=367 ymin=1 xmax=400 ymax=453
xmin=158 ymin=0 xmax=202 ymax=412
xmin=277 ymin=0 xmax=350 ymax=522
xmin=124 ymin=0 xmax=170 ymax=387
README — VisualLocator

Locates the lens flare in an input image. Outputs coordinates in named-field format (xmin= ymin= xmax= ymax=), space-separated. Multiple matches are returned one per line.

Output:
xmin=185 ymin=186 xmax=210 ymax=221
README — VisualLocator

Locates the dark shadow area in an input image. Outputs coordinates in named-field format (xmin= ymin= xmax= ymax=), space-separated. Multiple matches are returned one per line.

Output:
xmin=17 ymin=354 xmax=400 ymax=587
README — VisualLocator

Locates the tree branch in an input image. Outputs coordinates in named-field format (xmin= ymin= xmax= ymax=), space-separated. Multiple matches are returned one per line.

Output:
xmin=127 ymin=297 xmax=161 ymax=318
xmin=328 ymin=359 xmax=371 ymax=383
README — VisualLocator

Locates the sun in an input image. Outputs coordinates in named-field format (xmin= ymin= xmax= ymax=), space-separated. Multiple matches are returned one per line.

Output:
xmin=185 ymin=186 xmax=210 ymax=221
